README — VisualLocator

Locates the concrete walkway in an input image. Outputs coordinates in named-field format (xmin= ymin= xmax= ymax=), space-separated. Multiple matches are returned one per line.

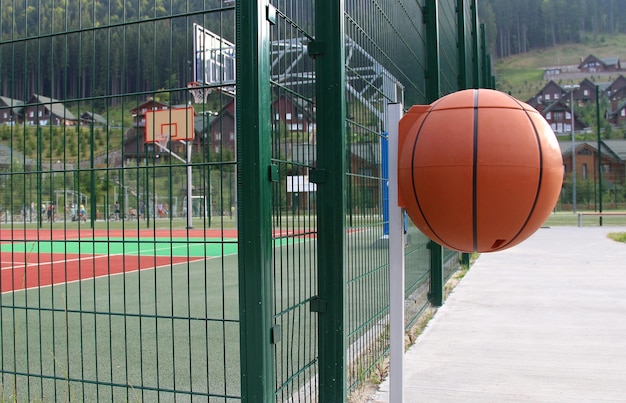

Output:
xmin=371 ymin=226 xmax=626 ymax=402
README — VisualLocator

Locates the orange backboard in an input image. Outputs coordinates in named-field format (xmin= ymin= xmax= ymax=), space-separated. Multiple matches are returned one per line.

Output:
xmin=145 ymin=106 xmax=195 ymax=143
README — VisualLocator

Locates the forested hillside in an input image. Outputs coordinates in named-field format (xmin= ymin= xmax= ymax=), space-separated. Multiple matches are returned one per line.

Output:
xmin=0 ymin=0 xmax=233 ymax=106
xmin=482 ymin=0 xmax=626 ymax=59
xmin=2 ymin=0 xmax=621 ymax=107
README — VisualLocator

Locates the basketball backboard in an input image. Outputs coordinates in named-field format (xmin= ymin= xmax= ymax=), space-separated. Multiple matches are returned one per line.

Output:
xmin=145 ymin=106 xmax=195 ymax=143
xmin=193 ymin=23 xmax=235 ymax=90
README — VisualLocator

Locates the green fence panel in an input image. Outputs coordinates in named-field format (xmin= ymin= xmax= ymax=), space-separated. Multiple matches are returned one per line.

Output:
xmin=0 ymin=2 xmax=240 ymax=401
xmin=267 ymin=1 xmax=320 ymax=401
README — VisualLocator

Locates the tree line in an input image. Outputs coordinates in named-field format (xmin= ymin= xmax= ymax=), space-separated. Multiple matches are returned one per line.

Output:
xmin=0 ymin=0 xmax=233 ymax=106
xmin=481 ymin=0 xmax=626 ymax=59
xmin=4 ymin=0 xmax=619 ymax=106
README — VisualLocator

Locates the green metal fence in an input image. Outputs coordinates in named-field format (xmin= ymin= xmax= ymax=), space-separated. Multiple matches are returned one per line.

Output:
xmin=0 ymin=0 xmax=491 ymax=401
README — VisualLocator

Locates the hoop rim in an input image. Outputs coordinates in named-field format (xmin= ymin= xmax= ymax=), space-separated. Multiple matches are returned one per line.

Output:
xmin=187 ymin=81 xmax=210 ymax=103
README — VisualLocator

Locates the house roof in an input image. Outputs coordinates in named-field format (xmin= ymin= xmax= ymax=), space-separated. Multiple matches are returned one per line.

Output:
xmin=81 ymin=111 xmax=108 ymax=125
xmin=0 ymin=96 xmax=24 ymax=110
xmin=558 ymin=140 xmax=626 ymax=162
xmin=194 ymin=113 xmax=217 ymax=133
xmin=130 ymin=98 xmax=169 ymax=115
xmin=30 ymin=94 xmax=77 ymax=121
xmin=602 ymin=140 xmax=626 ymax=160
xmin=602 ymin=57 xmax=620 ymax=66
xmin=542 ymin=99 xmax=568 ymax=114
xmin=579 ymin=54 xmax=620 ymax=68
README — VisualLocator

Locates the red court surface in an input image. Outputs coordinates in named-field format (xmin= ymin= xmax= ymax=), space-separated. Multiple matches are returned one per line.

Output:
xmin=0 ymin=227 xmax=237 ymax=293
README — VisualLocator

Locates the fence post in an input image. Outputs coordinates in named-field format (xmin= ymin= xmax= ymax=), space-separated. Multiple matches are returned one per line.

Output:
xmin=428 ymin=240 xmax=444 ymax=306
xmin=236 ymin=1 xmax=275 ymax=401
xmin=457 ymin=0 xmax=468 ymax=90
xmin=470 ymin=0 xmax=480 ymax=89
xmin=424 ymin=0 xmax=445 ymax=307
xmin=315 ymin=0 xmax=347 ymax=400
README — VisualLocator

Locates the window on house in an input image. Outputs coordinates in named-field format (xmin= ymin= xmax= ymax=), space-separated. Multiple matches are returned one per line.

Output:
xmin=584 ymin=89 xmax=589 ymax=96
xmin=29 ymin=111 xmax=34 ymax=117
xmin=554 ymin=111 xmax=564 ymax=121
xmin=2 ymin=112 xmax=6 ymax=119
xmin=545 ymin=94 xmax=551 ymax=100
xmin=286 ymin=113 xmax=292 ymax=120
xmin=215 ymin=132 xmax=221 ymax=140
xmin=602 ymin=164 xmax=610 ymax=173
xmin=38 ymin=110 xmax=42 ymax=117
xmin=554 ymin=93 xmax=560 ymax=99
xmin=229 ymin=132 xmax=234 ymax=140
xmin=275 ymin=113 xmax=280 ymax=120
xmin=546 ymin=112 xmax=552 ymax=119
xmin=582 ymin=163 xmax=588 ymax=179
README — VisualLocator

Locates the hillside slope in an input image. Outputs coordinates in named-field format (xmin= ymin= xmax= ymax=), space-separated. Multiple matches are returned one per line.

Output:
xmin=494 ymin=33 xmax=626 ymax=102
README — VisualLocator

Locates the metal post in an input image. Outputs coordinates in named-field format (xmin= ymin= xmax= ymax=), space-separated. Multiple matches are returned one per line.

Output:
xmin=596 ymin=85 xmax=603 ymax=225
xmin=428 ymin=240 xmax=444 ymax=306
xmin=457 ymin=0 xmax=472 ymax=266
xmin=186 ymin=141 xmax=193 ymax=229
xmin=387 ymin=103 xmax=405 ymax=402
xmin=470 ymin=0 xmax=480 ymax=89
xmin=315 ymin=0 xmax=347 ymax=400
xmin=457 ymin=0 xmax=467 ymax=90
xmin=381 ymin=134 xmax=389 ymax=238
xmin=236 ymin=0 xmax=275 ymax=401
xmin=90 ymin=124 xmax=96 ymax=226
xmin=424 ymin=0 xmax=444 ymax=307
xmin=480 ymin=24 xmax=488 ymax=88
xmin=37 ymin=127 xmax=43 ymax=228
xmin=571 ymin=88 xmax=577 ymax=213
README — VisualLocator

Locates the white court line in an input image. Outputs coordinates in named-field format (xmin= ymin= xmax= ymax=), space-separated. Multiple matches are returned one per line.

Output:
xmin=1 ymin=242 xmax=211 ymax=271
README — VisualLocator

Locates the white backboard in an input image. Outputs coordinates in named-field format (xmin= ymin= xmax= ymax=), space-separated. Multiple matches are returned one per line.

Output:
xmin=193 ymin=23 xmax=235 ymax=89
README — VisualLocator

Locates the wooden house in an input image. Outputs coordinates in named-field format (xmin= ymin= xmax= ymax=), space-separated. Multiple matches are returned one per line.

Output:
xmin=604 ymin=75 xmax=626 ymax=101
xmin=130 ymin=98 xmax=169 ymax=128
xmin=23 ymin=94 xmax=77 ymax=126
xmin=527 ymin=80 xmax=565 ymax=106
xmin=0 ymin=96 xmax=23 ymax=125
xmin=560 ymin=140 xmax=626 ymax=185
xmin=573 ymin=78 xmax=599 ymax=105
xmin=542 ymin=99 xmax=586 ymax=134
xmin=80 ymin=111 xmax=108 ymax=126
xmin=578 ymin=54 xmax=621 ymax=73
xmin=207 ymin=100 xmax=235 ymax=156
xmin=271 ymin=93 xmax=315 ymax=134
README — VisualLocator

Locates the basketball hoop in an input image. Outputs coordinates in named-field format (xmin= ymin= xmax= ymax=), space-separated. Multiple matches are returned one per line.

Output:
xmin=188 ymin=81 xmax=211 ymax=104
xmin=155 ymin=132 xmax=170 ymax=152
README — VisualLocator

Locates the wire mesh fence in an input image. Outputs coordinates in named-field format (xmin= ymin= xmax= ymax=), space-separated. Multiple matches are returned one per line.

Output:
xmin=0 ymin=0 xmax=490 ymax=401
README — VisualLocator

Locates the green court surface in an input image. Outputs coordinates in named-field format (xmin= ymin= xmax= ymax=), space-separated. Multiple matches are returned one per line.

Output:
xmin=1 ymin=237 xmax=299 ymax=257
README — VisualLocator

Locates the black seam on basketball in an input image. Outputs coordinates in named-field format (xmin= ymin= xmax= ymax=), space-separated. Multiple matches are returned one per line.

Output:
xmin=410 ymin=108 xmax=457 ymax=251
xmin=500 ymin=98 xmax=544 ymax=250
xmin=472 ymin=89 xmax=479 ymax=251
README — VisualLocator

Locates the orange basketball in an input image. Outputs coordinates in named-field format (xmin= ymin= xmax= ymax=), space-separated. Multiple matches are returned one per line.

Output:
xmin=398 ymin=89 xmax=563 ymax=252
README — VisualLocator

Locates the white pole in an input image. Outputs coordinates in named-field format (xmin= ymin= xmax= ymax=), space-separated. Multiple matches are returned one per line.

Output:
xmin=186 ymin=140 xmax=193 ymax=229
xmin=571 ymin=88 xmax=577 ymax=213
xmin=387 ymin=102 xmax=405 ymax=402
